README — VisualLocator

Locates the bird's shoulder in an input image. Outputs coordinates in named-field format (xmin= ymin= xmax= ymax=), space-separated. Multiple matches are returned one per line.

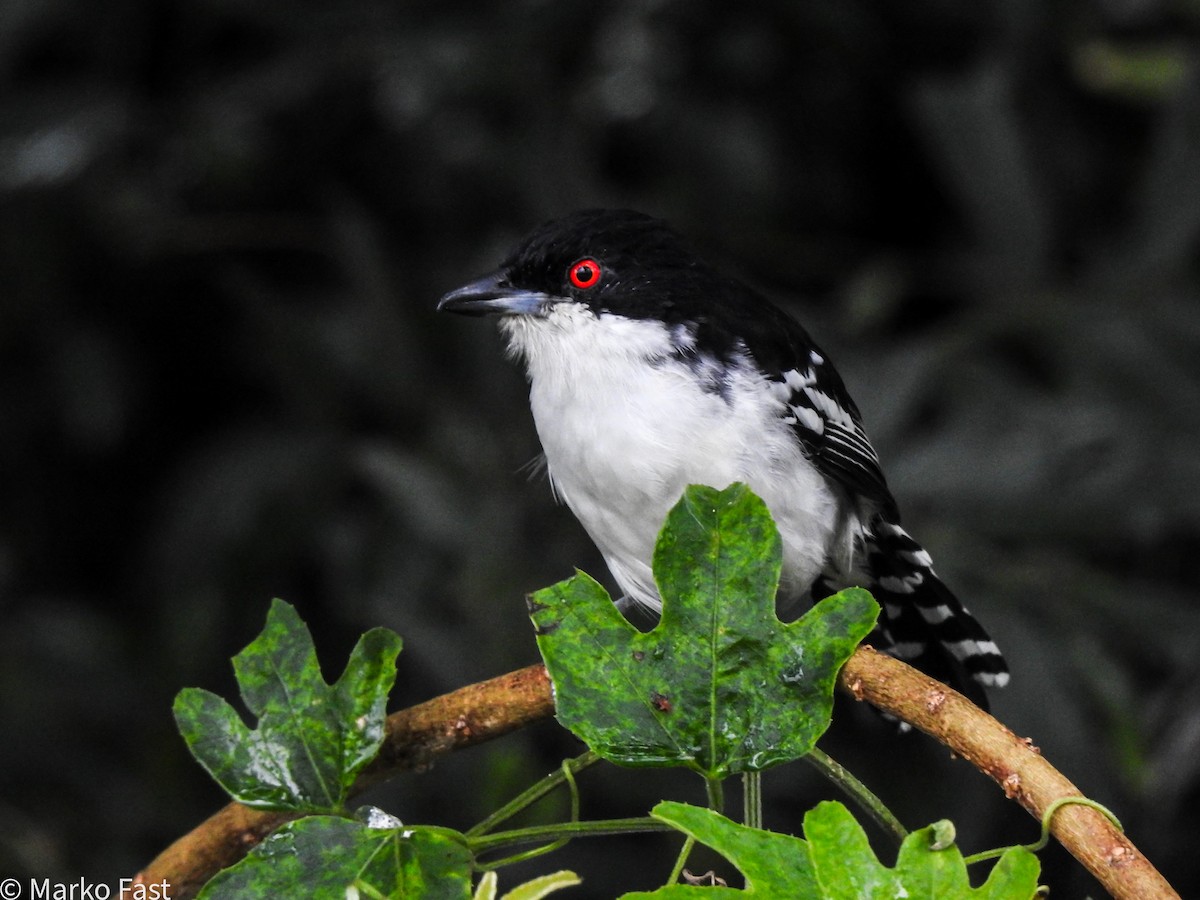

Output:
xmin=671 ymin=278 xmax=896 ymax=512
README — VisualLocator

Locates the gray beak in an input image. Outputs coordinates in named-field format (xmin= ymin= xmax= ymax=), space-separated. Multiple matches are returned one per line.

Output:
xmin=437 ymin=272 xmax=552 ymax=317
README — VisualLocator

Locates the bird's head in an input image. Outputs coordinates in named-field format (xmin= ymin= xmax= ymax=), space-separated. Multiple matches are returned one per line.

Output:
xmin=437 ymin=209 xmax=709 ymax=322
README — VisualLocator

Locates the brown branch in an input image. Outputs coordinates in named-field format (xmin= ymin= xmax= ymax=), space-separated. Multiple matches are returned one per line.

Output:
xmin=134 ymin=649 xmax=1178 ymax=900
xmin=131 ymin=664 xmax=554 ymax=900
xmin=838 ymin=645 xmax=1179 ymax=900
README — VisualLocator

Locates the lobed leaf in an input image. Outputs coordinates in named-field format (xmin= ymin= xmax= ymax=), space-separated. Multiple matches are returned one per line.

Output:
xmin=196 ymin=816 xmax=473 ymax=899
xmin=530 ymin=484 xmax=878 ymax=778
xmin=622 ymin=801 xmax=1041 ymax=899
xmin=174 ymin=599 xmax=403 ymax=812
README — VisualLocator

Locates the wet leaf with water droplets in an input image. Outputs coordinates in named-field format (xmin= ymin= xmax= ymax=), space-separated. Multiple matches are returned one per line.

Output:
xmin=174 ymin=599 xmax=403 ymax=812
xmin=195 ymin=816 xmax=472 ymax=899
xmin=529 ymin=484 xmax=878 ymax=778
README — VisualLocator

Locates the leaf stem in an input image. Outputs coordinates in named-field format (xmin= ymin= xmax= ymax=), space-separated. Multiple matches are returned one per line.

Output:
xmin=666 ymin=835 xmax=696 ymax=885
xmin=803 ymin=747 xmax=907 ymax=847
xmin=743 ymin=770 xmax=762 ymax=830
xmin=469 ymin=753 xmax=590 ymax=870
xmin=663 ymin=771 xmax=727 ymax=885
xmin=470 ymin=817 xmax=674 ymax=858
xmin=705 ymin=775 xmax=725 ymax=814
xmin=466 ymin=750 xmax=599 ymax=838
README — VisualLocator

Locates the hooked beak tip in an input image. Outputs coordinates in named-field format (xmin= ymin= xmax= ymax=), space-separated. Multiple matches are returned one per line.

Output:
xmin=438 ymin=273 xmax=551 ymax=318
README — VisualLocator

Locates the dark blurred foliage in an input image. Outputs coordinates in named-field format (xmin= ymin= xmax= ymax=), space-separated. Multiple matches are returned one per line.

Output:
xmin=1 ymin=0 xmax=1198 ymax=896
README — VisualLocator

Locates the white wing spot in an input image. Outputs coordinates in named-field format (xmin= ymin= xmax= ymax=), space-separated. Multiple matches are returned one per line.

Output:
xmin=768 ymin=379 xmax=793 ymax=403
xmin=802 ymin=387 xmax=856 ymax=430
xmin=900 ymin=548 xmax=933 ymax=567
xmin=791 ymin=405 xmax=823 ymax=434
xmin=783 ymin=368 xmax=816 ymax=391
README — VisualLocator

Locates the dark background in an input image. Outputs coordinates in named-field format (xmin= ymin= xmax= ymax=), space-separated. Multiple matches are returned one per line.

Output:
xmin=2 ymin=1 xmax=1199 ymax=897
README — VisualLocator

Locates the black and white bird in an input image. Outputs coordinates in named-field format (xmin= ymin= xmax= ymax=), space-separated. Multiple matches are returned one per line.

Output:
xmin=439 ymin=209 xmax=1008 ymax=704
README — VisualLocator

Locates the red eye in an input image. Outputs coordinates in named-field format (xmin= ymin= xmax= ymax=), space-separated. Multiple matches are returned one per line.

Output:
xmin=568 ymin=258 xmax=601 ymax=290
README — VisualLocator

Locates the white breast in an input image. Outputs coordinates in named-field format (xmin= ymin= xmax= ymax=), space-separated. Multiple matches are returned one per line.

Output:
xmin=500 ymin=306 xmax=854 ymax=610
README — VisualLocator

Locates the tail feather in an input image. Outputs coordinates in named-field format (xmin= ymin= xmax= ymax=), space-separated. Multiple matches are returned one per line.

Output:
xmin=824 ymin=517 xmax=1009 ymax=707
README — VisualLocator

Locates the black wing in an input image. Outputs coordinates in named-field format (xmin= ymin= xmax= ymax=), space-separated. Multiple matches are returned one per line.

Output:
xmin=748 ymin=303 xmax=896 ymax=514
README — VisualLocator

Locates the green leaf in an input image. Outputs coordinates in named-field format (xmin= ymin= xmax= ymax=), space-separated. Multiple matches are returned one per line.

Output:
xmin=529 ymin=484 xmax=878 ymax=778
xmin=803 ymin=800 xmax=903 ymax=898
xmin=804 ymin=802 xmax=1041 ymax=900
xmin=623 ymin=801 xmax=1041 ymax=899
xmin=620 ymin=801 xmax=813 ymax=898
xmin=971 ymin=850 xmax=1043 ymax=898
xmin=195 ymin=816 xmax=473 ymax=900
xmin=174 ymin=598 xmax=403 ymax=812
xmin=471 ymin=870 xmax=583 ymax=900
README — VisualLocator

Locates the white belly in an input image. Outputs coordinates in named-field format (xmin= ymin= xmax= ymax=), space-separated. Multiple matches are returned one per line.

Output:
xmin=503 ymin=309 xmax=851 ymax=611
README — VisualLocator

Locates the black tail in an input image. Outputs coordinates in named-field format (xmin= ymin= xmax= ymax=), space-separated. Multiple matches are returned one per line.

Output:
xmin=850 ymin=518 xmax=1009 ymax=708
